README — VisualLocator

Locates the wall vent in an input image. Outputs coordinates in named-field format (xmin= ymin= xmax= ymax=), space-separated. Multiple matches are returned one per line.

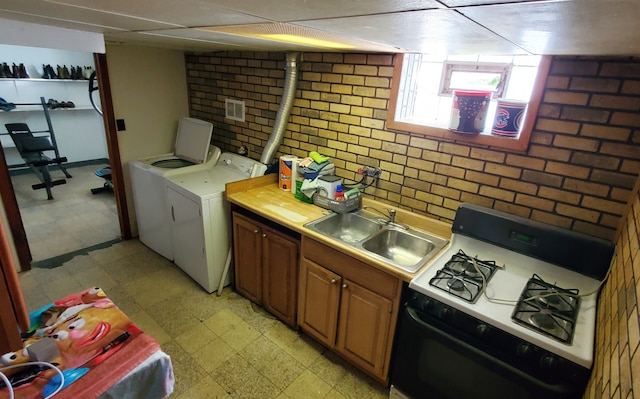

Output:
xmin=225 ymin=99 xmax=245 ymax=122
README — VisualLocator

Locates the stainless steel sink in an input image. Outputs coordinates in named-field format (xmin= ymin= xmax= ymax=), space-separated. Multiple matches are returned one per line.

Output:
xmin=304 ymin=209 xmax=449 ymax=273
xmin=362 ymin=229 xmax=436 ymax=270
xmin=310 ymin=211 xmax=381 ymax=243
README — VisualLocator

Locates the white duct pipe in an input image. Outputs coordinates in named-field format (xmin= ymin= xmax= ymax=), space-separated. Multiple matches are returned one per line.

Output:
xmin=260 ymin=52 xmax=300 ymax=165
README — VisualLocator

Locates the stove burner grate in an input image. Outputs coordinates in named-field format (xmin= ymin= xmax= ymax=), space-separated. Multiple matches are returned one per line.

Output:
xmin=429 ymin=249 xmax=498 ymax=303
xmin=511 ymin=274 xmax=579 ymax=344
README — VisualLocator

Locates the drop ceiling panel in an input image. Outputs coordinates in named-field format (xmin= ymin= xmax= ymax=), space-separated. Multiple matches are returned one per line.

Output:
xmin=209 ymin=0 xmax=444 ymax=22
xmin=44 ymin=0 xmax=269 ymax=28
xmin=0 ymin=0 xmax=175 ymax=32
xmin=120 ymin=28 xmax=317 ymax=52
xmin=105 ymin=31 xmax=253 ymax=52
xmin=461 ymin=1 xmax=640 ymax=55
xmin=297 ymin=9 xmax=527 ymax=54
xmin=438 ymin=0 xmax=567 ymax=7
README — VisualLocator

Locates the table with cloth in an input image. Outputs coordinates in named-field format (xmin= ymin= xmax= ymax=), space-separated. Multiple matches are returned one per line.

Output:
xmin=0 ymin=287 xmax=174 ymax=399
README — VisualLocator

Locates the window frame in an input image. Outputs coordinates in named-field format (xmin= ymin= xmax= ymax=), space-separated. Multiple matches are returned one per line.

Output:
xmin=439 ymin=61 xmax=512 ymax=98
xmin=386 ymin=53 xmax=551 ymax=152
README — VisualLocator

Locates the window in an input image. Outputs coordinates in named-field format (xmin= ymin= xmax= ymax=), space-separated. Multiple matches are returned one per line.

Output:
xmin=388 ymin=54 xmax=551 ymax=151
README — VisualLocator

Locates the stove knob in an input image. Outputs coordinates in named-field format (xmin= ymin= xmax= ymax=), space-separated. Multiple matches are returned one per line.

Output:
xmin=419 ymin=298 xmax=434 ymax=312
xmin=439 ymin=306 xmax=452 ymax=320
xmin=516 ymin=343 xmax=531 ymax=358
xmin=540 ymin=354 xmax=557 ymax=370
xmin=476 ymin=323 xmax=489 ymax=337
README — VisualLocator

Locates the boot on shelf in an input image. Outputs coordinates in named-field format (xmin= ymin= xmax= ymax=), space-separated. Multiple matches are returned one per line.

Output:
xmin=11 ymin=63 xmax=20 ymax=78
xmin=2 ymin=63 xmax=11 ymax=78
xmin=18 ymin=63 xmax=29 ymax=78
xmin=0 ymin=64 xmax=6 ymax=78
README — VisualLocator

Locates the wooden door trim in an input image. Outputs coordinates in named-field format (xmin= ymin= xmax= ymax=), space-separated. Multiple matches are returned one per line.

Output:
xmin=94 ymin=53 xmax=131 ymax=240
xmin=0 ymin=137 xmax=31 ymax=270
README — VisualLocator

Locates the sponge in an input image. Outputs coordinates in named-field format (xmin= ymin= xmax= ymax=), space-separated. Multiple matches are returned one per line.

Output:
xmin=309 ymin=151 xmax=329 ymax=164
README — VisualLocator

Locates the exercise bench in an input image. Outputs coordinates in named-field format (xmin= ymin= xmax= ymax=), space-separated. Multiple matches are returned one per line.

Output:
xmin=4 ymin=122 xmax=72 ymax=200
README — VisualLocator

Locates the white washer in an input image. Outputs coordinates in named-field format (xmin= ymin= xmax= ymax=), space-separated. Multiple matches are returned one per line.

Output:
xmin=129 ymin=117 xmax=220 ymax=260
xmin=164 ymin=153 xmax=267 ymax=293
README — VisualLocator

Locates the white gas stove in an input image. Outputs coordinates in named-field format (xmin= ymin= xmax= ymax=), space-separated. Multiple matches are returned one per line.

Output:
xmin=410 ymin=233 xmax=602 ymax=368
xmin=392 ymin=203 xmax=615 ymax=399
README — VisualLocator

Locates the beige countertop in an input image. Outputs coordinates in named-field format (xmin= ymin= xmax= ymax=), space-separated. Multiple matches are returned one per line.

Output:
xmin=226 ymin=174 xmax=453 ymax=282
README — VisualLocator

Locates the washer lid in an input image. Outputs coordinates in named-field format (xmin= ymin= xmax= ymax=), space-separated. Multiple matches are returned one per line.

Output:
xmin=174 ymin=117 xmax=213 ymax=164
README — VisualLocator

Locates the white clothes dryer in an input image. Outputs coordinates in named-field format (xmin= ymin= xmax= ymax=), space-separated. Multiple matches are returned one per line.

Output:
xmin=164 ymin=153 xmax=267 ymax=293
xmin=130 ymin=117 xmax=220 ymax=260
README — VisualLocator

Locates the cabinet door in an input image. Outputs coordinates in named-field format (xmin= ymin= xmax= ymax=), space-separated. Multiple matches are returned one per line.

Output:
xmin=232 ymin=212 xmax=263 ymax=304
xmin=336 ymin=279 xmax=393 ymax=379
xmin=262 ymin=228 xmax=299 ymax=327
xmin=298 ymin=259 xmax=341 ymax=347
xmin=167 ymin=187 xmax=206 ymax=285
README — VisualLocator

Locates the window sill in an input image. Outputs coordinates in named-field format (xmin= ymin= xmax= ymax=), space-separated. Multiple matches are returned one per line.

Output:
xmin=387 ymin=55 xmax=551 ymax=153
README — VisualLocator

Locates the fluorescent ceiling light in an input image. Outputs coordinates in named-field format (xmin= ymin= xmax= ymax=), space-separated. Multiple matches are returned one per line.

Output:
xmin=253 ymin=34 xmax=354 ymax=49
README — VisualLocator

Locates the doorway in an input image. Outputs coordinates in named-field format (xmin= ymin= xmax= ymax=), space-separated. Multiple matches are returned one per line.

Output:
xmin=0 ymin=45 xmax=129 ymax=270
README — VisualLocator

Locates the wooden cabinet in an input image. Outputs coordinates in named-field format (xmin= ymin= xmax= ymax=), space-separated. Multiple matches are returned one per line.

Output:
xmin=298 ymin=237 xmax=401 ymax=383
xmin=232 ymin=211 xmax=299 ymax=327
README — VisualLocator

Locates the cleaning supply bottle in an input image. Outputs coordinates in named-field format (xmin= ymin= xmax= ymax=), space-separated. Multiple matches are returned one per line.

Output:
xmin=335 ymin=184 xmax=345 ymax=201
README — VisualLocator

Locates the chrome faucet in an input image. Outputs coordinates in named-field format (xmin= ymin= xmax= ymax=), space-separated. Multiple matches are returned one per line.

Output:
xmin=363 ymin=205 xmax=397 ymax=224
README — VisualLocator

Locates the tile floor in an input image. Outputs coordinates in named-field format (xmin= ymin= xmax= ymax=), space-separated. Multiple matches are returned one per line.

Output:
xmin=11 ymin=162 xmax=120 ymax=262
xmin=17 ymin=239 xmax=390 ymax=399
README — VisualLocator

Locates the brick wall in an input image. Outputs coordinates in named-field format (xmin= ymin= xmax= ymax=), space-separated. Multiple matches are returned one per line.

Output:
xmin=186 ymin=53 xmax=640 ymax=242
xmin=186 ymin=52 xmax=640 ymax=398
xmin=588 ymin=182 xmax=640 ymax=399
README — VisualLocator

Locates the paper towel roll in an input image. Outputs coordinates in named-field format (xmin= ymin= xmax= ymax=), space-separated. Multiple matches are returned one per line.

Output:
xmin=279 ymin=155 xmax=297 ymax=191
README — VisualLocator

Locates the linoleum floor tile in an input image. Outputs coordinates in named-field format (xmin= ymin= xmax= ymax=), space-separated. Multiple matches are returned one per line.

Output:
xmin=211 ymin=353 xmax=280 ymax=399
xmin=283 ymin=369 xmax=333 ymax=399
xmin=175 ymin=375 xmax=230 ymax=399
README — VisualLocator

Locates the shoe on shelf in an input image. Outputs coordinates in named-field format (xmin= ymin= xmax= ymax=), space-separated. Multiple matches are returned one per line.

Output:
xmin=46 ymin=64 xmax=57 ymax=79
xmin=42 ymin=64 xmax=51 ymax=79
xmin=83 ymin=66 xmax=93 ymax=80
xmin=2 ymin=63 xmax=11 ymax=78
xmin=18 ymin=63 xmax=29 ymax=78
xmin=0 ymin=97 xmax=16 ymax=112
xmin=11 ymin=63 xmax=20 ymax=78
xmin=47 ymin=98 xmax=61 ymax=109
xmin=0 ymin=64 xmax=5 ymax=78
xmin=61 ymin=101 xmax=75 ymax=108
xmin=61 ymin=65 xmax=71 ymax=79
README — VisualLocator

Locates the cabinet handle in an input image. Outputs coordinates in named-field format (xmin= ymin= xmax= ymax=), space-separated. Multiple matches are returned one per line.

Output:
xmin=262 ymin=233 xmax=267 ymax=237
xmin=253 ymin=229 xmax=259 ymax=234
xmin=171 ymin=206 xmax=175 ymax=222
xmin=342 ymin=284 xmax=348 ymax=289
xmin=330 ymin=279 xmax=337 ymax=284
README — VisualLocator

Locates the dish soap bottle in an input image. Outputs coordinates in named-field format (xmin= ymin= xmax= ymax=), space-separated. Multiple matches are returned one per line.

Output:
xmin=335 ymin=184 xmax=345 ymax=201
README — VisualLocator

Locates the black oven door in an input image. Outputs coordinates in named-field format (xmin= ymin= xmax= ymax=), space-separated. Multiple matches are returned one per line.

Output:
xmin=391 ymin=305 xmax=582 ymax=399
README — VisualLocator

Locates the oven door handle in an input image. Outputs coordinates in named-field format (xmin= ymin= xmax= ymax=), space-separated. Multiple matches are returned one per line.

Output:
xmin=406 ymin=307 xmax=575 ymax=396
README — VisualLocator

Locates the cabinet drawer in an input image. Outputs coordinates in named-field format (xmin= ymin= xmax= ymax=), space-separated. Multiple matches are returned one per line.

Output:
xmin=302 ymin=237 xmax=398 ymax=299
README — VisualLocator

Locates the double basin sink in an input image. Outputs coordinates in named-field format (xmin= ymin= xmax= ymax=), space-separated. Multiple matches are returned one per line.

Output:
xmin=304 ymin=209 xmax=449 ymax=273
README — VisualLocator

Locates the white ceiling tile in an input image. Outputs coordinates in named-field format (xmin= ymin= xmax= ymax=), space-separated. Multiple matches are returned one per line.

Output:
xmin=0 ymin=0 xmax=176 ymax=32
xmin=438 ymin=0 xmax=565 ymax=7
xmin=210 ymin=0 xmax=444 ymax=22
xmin=461 ymin=1 xmax=640 ymax=55
xmin=297 ymin=9 xmax=527 ymax=54
xmin=44 ymin=0 xmax=274 ymax=27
